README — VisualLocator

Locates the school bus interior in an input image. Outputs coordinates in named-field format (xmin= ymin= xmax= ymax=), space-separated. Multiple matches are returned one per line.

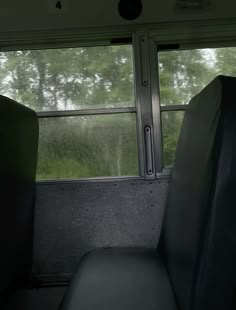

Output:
xmin=1 ymin=1 xmax=236 ymax=309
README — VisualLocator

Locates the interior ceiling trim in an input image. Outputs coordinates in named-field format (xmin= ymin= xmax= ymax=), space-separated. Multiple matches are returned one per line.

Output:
xmin=0 ymin=18 xmax=236 ymax=50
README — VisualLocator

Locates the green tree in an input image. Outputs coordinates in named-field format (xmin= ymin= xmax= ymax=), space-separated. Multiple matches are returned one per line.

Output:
xmin=1 ymin=45 xmax=235 ymax=177
xmin=159 ymin=48 xmax=217 ymax=165
xmin=214 ymin=47 xmax=236 ymax=76
xmin=0 ymin=46 xmax=134 ymax=111
xmin=0 ymin=45 xmax=137 ymax=179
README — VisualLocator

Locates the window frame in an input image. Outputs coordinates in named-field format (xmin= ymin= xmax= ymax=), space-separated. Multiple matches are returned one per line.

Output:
xmin=148 ymin=25 xmax=236 ymax=176
xmin=0 ymin=42 xmax=144 ymax=181
xmin=2 ymin=19 xmax=236 ymax=182
xmin=157 ymin=46 xmax=188 ymax=168
xmin=34 ymin=43 xmax=141 ymax=181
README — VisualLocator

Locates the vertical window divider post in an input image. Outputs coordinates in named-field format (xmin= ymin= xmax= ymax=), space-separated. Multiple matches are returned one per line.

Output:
xmin=149 ymin=37 xmax=164 ymax=174
xmin=133 ymin=32 xmax=156 ymax=180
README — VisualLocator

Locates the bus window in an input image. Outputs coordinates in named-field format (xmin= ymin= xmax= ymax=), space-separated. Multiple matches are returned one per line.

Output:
xmin=0 ymin=45 xmax=139 ymax=179
xmin=158 ymin=46 xmax=236 ymax=166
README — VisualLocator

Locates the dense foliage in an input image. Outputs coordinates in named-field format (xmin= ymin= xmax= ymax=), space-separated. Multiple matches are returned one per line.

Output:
xmin=0 ymin=45 xmax=235 ymax=178
xmin=159 ymin=47 xmax=236 ymax=165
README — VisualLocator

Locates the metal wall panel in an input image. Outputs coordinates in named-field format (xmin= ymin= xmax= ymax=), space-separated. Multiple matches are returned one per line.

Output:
xmin=0 ymin=0 xmax=234 ymax=34
xmin=32 ymin=178 xmax=169 ymax=284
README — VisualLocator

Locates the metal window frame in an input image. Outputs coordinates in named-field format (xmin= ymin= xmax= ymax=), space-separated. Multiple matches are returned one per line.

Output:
xmin=37 ymin=25 xmax=236 ymax=181
xmin=153 ymin=33 xmax=236 ymax=171
xmin=149 ymin=37 xmax=164 ymax=175
xmin=144 ymin=22 xmax=236 ymax=177
xmin=36 ymin=107 xmax=136 ymax=118
xmin=154 ymin=40 xmax=191 ymax=171
xmin=133 ymin=33 xmax=190 ymax=178
xmin=0 ymin=39 xmax=142 ymax=181
xmin=1 ymin=18 xmax=236 ymax=51
xmin=37 ymin=107 xmax=140 ymax=180
xmin=3 ymin=21 xmax=236 ymax=182
xmin=133 ymin=32 xmax=158 ymax=180
xmin=31 ymin=42 xmax=142 ymax=181
xmin=34 ymin=33 xmax=189 ymax=181
xmin=160 ymin=105 xmax=188 ymax=112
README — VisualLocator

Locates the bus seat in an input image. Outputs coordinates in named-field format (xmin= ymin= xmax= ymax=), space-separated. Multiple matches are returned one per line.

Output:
xmin=59 ymin=75 xmax=236 ymax=310
xmin=0 ymin=96 xmax=38 ymax=301
xmin=160 ymin=75 xmax=236 ymax=310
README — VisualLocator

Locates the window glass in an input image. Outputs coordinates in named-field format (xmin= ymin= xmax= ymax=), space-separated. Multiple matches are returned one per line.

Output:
xmin=158 ymin=47 xmax=236 ymax=105
xmin=37 ymin=114 xmax=138 ymax=179
xmin=162 ymin=111 xmax=185 ymax=166
xmin=0 ymin=44 xmax=138 ymax=180
xmin=159 ymin=46 xmax=236 ymax=166
xmin=0 ymin=45 xmax=134 ymax=111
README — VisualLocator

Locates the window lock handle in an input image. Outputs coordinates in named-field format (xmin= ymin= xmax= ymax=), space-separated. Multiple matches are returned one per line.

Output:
xmin=144 ymin=126 xmax=153 ymax=175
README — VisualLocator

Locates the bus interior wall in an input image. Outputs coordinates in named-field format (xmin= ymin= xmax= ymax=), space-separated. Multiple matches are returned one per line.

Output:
xmin=1 ymin=0 xmax=236 ymax=310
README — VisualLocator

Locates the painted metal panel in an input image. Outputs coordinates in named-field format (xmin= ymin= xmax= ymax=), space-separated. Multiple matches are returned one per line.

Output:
xmin=33 ymin=178 xmax=169 ymax=284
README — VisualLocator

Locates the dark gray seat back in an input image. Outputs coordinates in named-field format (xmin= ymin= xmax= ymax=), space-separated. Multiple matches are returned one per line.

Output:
xmin=160 ymin=76 xmax=236 ymax=310
xmin=0 ymin=95 xmax=38 ymax=296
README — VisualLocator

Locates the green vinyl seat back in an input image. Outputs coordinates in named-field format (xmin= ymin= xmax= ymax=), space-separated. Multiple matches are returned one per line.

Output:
xmin=0 ymin=95 xmax=38 ymax=297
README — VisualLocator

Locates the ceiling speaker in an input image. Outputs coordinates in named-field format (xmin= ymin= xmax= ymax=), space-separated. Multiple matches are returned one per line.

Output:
xmin=118 ymin=0 xmax=143 ymax=20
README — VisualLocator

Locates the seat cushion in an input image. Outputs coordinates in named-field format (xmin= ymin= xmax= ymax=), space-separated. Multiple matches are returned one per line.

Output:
xmin=59 ymin=248 xmax=178 ymax=310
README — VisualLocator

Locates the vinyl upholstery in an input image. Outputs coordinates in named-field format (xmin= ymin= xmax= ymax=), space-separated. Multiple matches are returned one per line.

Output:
xmin=59 ymin=248 xmax=178 ymax=310
xmin=0 ymin=95 xmax=38 ymax=298
xmin=160 ymin=75 xmax=236 ymax=310
xmin=60 ymin=76 xmax=236 ymax=310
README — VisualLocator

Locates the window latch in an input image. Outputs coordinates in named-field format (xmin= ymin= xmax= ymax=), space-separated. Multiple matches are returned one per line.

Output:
xmin=144 ymin=126 xmax=153 ymax=176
